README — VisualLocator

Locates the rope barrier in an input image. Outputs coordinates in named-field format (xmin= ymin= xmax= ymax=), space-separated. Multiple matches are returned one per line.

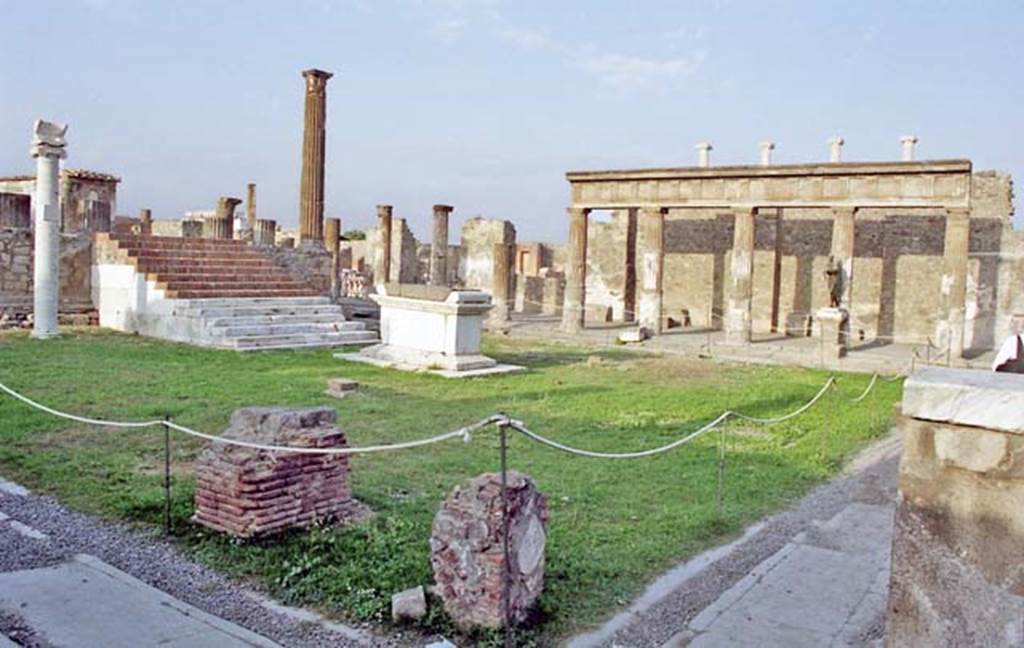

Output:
xmin=728 ymin=378 xmax=836 ymax=425
xmin=830 ymin=374 xmax=878 ymax=403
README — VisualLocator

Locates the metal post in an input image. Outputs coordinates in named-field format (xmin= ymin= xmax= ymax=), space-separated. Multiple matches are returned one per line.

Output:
xmin=716 ymin=426 xmax=726 ymax=521
xmin=163 ymin=415 xmax=172 ymax=536
xmin=498 ymin=416 xmax=512 ymax=648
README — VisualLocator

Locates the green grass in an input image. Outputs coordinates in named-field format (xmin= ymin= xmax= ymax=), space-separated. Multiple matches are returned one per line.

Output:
xmin=0 ymin=328 xmax=900 ymax=644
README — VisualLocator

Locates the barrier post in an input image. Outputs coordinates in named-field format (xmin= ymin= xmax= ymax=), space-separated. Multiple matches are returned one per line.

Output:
xmin=163 ymin=415 xmax=172 ymax=536
xmin=716 ymin=426 xmax=726 ymax=521
xmin=498 ymin=415 xmax=512 ymax=648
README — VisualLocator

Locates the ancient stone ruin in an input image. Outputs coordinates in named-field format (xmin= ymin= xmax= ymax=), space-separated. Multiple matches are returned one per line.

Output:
xmin=429 ymin=471 xmax=548 ymax=629
xmin=193 ymin=406 xmax=366 ymax=538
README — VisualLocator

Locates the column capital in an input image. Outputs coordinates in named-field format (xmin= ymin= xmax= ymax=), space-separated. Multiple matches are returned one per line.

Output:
xmin=831 ymin=206 xmax=859 ymax=216
xmin=376 ymin=204 xmax=393 ymax=216
xmin=567 ymin=206 xmax=590 ymax=217
xmin=302 ymin=68 xmax=333 ymax=92
xmin=639 ymin=205 xmax=667 ymax=216
xmin=946 ymin=206 xmax=971 ymax=219
xmin=30 ymin=119 xmax=68 ymax=159
xmin=432 ymin=204 xmax=454 ymax=213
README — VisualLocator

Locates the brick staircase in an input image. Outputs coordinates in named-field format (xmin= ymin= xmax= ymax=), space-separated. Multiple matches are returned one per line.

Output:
xmin=94 ymin=234 xmax=378 ymax=350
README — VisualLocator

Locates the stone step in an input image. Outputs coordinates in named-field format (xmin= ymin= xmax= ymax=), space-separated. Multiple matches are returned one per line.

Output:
xmin=150 ymin=271 xmax=295 ymax=282
xmin=128 ymin=250 xmax=270 ymax=261
xmin=210 ymin=321 xmax=368 ymax=338
xmin=228 ymin=330 xmax=379 ymax=351
xmin=185 ymin=306 xmax=346 ymax=320
xmin=205 ymin=312 xmax=350 ymax=327
xmin=176 ymin=296 xmax=333 ymax=308
xmin=111 ymin=235 xmax=248 ymax=248
xmin=138 ymin=261 xmax=279 ymax=273
xmin=170 ymin=289 xmax=318 ymax=299
xmin=162 ymin=279 xmax=310 ymax=290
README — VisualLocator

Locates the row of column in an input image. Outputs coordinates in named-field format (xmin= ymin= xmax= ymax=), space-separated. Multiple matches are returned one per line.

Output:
xmin=560 ymin=205 xmax=971 ymax=356
xmin=372 ymin=203 xmax=453 ymax=287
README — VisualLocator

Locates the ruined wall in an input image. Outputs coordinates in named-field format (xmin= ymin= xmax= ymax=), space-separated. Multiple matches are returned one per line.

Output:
xmin=150 ymin=219 xmax=183 ymax=237
xmin=459 ymin=217 xmax=515 ymax=292
xmin=389 ymin=218 xmax=419 ymax=284
xmin=586 ymin=211 xmax=632 ymax=322
xmin=887 ymin=368 xmax=1024 ymax=646
xmin=0 ymin=228 xmax=93 ymax=313
xmin=266 ymin=246 xmax=332 ymax=295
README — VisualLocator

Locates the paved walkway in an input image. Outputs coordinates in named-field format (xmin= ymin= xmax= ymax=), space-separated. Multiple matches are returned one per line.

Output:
xmin=570 ymin=432 xmax=901 ymax=647
xmin=507 ymin=313 xmax=996 ymax=375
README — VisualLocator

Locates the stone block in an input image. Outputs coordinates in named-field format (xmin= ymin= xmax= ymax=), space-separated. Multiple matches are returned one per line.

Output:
xmin=429 ymin=471 xmax=548 ymax=630
xmin=902 ymin=367 xmax=1024 ymax=434
xmin=391 ymin=586 xmax=427 ymax=623
xmin=325 ymin=378 xmax=359 ymax=399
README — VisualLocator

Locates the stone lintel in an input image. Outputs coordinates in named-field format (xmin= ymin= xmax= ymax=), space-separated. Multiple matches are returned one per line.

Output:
xmin=902 ymin=367 xmax=1024 ymax=434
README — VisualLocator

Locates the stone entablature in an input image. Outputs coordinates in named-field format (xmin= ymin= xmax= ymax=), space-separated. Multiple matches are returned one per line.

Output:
xmin=567 ymin=160 xmax=971 ymax=210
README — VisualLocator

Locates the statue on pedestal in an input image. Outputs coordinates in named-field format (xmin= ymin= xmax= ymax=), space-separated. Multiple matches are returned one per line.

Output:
xmin=825 ymin=255 xmax=842 ymax=308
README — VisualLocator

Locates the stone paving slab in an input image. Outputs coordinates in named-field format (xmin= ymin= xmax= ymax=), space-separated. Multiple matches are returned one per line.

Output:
xmin=0 ymin=554 xmax=281 ymax=647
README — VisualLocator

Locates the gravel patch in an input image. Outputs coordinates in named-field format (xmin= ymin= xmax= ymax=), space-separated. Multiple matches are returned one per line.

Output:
xmin=0 ymin=488 xmax=434 ymax=648
xmin=574 ymin=431 xmax=902 ymax=647
xmin=0 ymin=608 xmax=54 ymax=647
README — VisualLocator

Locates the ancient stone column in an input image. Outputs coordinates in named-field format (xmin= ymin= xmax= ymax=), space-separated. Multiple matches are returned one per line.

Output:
xmin=246 ymin=183 xmax=257 ymax=231
xmin=759 ymin=141 xmax=774 ymax=166
xmin=830 ymin=207 xmax=857 ymax=310
xmin=30 ymin=120 xmax=67 ymax=339
xmin=431 ymin=204 xmax=453 ymax=286
xmin=298 ymin=69 xmax=332 ymax=246
xmin=637 ymin=207 xmax=666 ymax=334
xmin=900 ymin=135 xmax=918 ymax=162
xmin=489 ymin=242 xmax=514 ymax=326
xmin=696 ymin=142 xmax=712 ymax=167
xmin=828 ymin=136 xmax=844 ymax=163
xmin=325 ymin=217 xmax=341 ymax=301
xmin=561 ymin=207 xmax=589 ymax=333
xmin=725 ymin=207 xmax=756 ymax=345
xmin=253 ymin=219 xmax=277 ymax=246
xmin=934 ymin=207 xmax=970 ymax=358
xmin=205 ymin=197 xmax=240 ymax=240
xmin=139 ymin=208 xmax=152 ymax=235
xmin=373 ymin=205 xmax=392 ymax=287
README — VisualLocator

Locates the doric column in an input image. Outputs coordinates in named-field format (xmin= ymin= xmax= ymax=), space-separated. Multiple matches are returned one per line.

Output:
xmin=431 ymin=204 xmax=453 ymax=286
xmin=696 ymin=143 xmax=712 ymax=167
xmin=205 ymin=197 xmax=240 ymax=240
xmin=254 ymin=219 xmax=277 ymax=246
xmin=30 ymin=119 xmax=68 ymax=339
xmin=935 ymin=207 xmax=970 ymax=358
xmin=298 ymin=69 xmax=332 ymax=246
xmin=490 ymin=242 xmax=514 ymax=325
xmin=561 ymin=207 xmax=589 ymax=333
xmin=759 ymin=141 xmax=774 ymax=166
xmin=374 ymin=204 xmax=392 ymax=287
xmin=828 ymin=136 xmax=844 ymax=163
xmin=725 ymin=207 xmax=756 ymax=345
xmin=325 ymin=217 xmax=341 ymax=301
xmin=637 ymin=206 xmax=666 ymax=334
xmin=246 ymin=183 xmax=257 ymax=231
xmin=830 ymin=207 xmax=857 ymax=310
xmin=139 ymin=208 xmax=152 ymax=235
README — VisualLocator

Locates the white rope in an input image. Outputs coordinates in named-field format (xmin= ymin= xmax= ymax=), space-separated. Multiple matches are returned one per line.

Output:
xmin=0 ymin=380 xmax=500 ymax=456
xmin=728 ymin=377 xmax=835 ymax=424
xmin=508 ymin=412 xmax=731 ymax=459
xmin=831 ymin=374 xmax=878 ymax=403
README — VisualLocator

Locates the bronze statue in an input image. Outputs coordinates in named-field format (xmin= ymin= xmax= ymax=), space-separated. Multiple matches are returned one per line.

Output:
xmin=825 ymin=255 xmax=842 ymax=308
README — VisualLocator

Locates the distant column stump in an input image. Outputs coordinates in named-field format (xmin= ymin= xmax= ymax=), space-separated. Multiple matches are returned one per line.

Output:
xmin=429 ymin=471 xmax=548 ymax=629
xmin=192 ymin=406 xmax=368 ymax=539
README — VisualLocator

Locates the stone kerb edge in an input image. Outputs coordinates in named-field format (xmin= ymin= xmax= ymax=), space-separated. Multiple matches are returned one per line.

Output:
xmin=901 ymin=367 xmax=1024 ymax=435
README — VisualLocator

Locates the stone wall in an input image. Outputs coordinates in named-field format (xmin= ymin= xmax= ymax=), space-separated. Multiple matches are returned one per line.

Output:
xmin=267 ymin=245 xmax=332 ymax=295
xmin=389 ymin=218 xmax=419 ymax=284
xmin=887 ymin=367 xmax=1024 ymax=646
xmin=151 ymin=219 xmax=183 ymax=237
xmin=459 ymin=217 xmax=516 ymax=292
xmin=0 ymin=228 xmax=94 ymax=314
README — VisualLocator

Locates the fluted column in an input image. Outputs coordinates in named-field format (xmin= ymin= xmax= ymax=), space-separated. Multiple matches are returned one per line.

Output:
xmin=431 ymin=204 xmax=453 ymax=286
xmin=325 ymin=217 xmax=341 ymax=301
xmin=254 ymin=219 xmax=277 ymax=246
xmin=725 ymin=207 xmax=756 ymax=345
xmin=561 ymin=207 xmax=589 ymax=333
xmin=246 ymin=183 xmax=257 ymax=231
xmin=935 ymin=207 xmax=970 ymax=358
xmin=374 ymin=205 xmax=392 ymax=287
xmin=31 ymin=119 xmax=68 ymax=339
xmin=205 ymin=197 xmax=240 ymax=240
xmin=637 ymin=207 xmax=666 ymax=333
xmin=298 ymin=69 xmax=332 ymax=246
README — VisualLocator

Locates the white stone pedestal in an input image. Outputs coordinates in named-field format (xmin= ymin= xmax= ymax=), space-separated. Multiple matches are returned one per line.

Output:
xmin=337 ymin=285 xmax=525 ymax=378
xmin=817 ymin=307 xmax=849 ymax=359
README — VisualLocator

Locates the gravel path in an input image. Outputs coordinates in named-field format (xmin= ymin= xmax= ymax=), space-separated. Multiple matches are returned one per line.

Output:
xmin=0 ymin=482 xmax=427 ymax=648
xmin=570 ymin=431 xmax=902 ymax=647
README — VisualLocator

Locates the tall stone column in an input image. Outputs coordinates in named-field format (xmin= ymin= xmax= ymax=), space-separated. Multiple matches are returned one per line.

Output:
xmin=205 ymin=197 xmax=240 ymax=240
xmin=935 ymin=207 xmax=970 ymax=358
xmin=830 ymin=207 xmax=857 ymax=309
xmin=325 ymin=217 xmax=341 ymax=301
xmin=246 ymin=183 xmax=257 ymax=231
xmin=139 ymin=208 xmax=152 ymax=235
xmin=725 ymin=207 xmax=756 ymax=345
xmin=298 ymin=69 xmax=332 ymax=246
xmin=489 ymin=242 xmax=514 ymax=326
xmin=637 ymin=207 xmax=666 ymax=334
xmin=374 ymin=205 xmax=393 ymax=287
xmin=30 ymin=120 xmax=67 ymax=340
xmin=561 ymin=207 xmax=589 ymax=333
xmin=431 ymin=204 xmax=453 ymax=286
xmin=254 ymin=219 xmax=277 ymax=246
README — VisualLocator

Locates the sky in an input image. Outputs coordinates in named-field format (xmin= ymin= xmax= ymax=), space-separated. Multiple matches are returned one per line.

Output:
xmin=2 ymin=0 xmax=1021 ymax=242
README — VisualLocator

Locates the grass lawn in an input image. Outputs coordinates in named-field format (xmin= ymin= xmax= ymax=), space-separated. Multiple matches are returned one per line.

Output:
xmin=0 ymin=328 xmax=900 ymax=644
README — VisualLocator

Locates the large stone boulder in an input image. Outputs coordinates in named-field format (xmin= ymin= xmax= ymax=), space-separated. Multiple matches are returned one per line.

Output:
xmin=429 ymin=471 xmax=548 ymax=629
xmin=193 ymin=406 xmax=366 ymax=538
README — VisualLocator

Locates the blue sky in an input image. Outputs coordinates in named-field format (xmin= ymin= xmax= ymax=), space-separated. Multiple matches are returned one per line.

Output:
xmin=2 ymin=0 xmax=1021 ymax=241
